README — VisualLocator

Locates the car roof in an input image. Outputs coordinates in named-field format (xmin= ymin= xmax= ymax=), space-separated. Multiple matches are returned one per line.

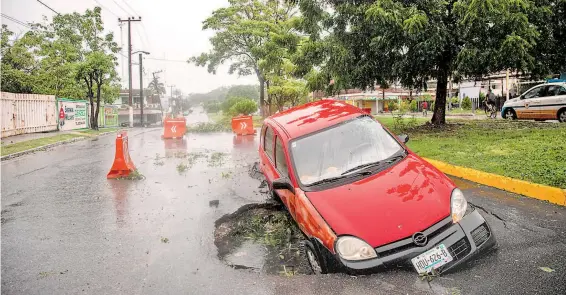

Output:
xmin=265 ymin=99 xmax=365 ymax=139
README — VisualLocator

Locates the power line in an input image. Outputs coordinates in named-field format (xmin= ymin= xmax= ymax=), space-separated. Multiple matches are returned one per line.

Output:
xmin=140 ymin=23 xmax=151 ymax=49
xmin=1 ymin=13 xmax=32 ymax=29
xmin=120 ymin=0 xmax=139 ymax=15
xmin=111 ymin=0 xmax=133 ymax=16
xmin=36 ymin=0 xmax=60 ymax=15
xmin=93 ymin=0 xmax=119 ymax=18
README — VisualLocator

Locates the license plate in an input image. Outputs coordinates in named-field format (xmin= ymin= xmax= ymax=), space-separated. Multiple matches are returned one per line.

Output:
xmin=411 ymin=244 xmax=453 ymax=274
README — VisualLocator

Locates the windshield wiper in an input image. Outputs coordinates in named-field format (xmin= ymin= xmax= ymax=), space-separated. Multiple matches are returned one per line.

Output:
xmin=305 ymin=176 xmax=346 ymax=186
xmin=306 ymin=171 xmax=372 ymax=187
xmin=341 ymin=161 xmax=384 ymax=175
xmin=385 ymin=153 xmax=406 ymax=163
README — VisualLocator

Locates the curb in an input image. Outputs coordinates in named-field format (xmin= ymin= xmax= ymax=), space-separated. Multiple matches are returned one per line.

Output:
xmin=423 ymin=157 xmax=566 ymax=206
xmin=1 ymin=131 xmax=119 ymax=161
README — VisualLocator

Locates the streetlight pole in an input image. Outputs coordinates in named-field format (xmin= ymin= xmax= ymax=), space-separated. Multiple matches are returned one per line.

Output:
xmin=134 ymin=51 xmax=150 ymax=126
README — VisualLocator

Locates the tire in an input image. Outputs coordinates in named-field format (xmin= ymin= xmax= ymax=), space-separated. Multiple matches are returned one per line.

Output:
xmin=302 ymin=239 xmax=342 ymax=274
xmin=269 ymin=185 xmax=283 ymax=204
xmin=558 ymin=109 xmax=566 ymax=123
xmin=504 ymin=108 xmax=516 ymax=120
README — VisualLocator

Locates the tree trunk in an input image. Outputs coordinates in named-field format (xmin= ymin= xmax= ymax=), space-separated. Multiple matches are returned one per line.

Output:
xmin=431 ymin=63 xmax=450 ymax=125
xmin=266 ymin=80 xmax=273 ymax=116
xmin=258 ymin=75 xmax=266 ymax=117
xmin=94 ymin=84 xmax=102 ymax=130
xmin=89 ymin=97 xmax=95 ymax=130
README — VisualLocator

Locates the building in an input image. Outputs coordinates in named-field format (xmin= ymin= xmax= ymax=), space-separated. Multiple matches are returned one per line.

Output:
xmin=115 ymin=89 xmax=164 ymax=126
xmin=319 ymin=86 xmax=435 ymax=114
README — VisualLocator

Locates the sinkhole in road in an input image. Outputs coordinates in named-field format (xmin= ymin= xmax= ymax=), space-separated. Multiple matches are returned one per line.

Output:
xmin=214 ymin=202 xmax=313 ymax=276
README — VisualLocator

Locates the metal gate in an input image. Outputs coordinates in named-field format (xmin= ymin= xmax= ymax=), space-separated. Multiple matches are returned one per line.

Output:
xmin=1 ymin=92 xmax=58 ymax=138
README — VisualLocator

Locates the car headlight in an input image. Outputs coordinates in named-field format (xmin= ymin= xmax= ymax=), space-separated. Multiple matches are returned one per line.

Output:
xmin=451 ymin=188 xmax=468 ymax=223
xmin=335 ymin=236 xmax=377 ymax=261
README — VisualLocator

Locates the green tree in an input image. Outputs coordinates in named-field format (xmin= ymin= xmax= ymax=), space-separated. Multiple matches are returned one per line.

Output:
xmin=387 ymin=100 xmax=398 ymax=112
xmin=190 ymin=0 xmax=299 ymax=116
xmin=1 ymin=25 xmax=37 ymax=93
xmin=268 ymin=78 xmax=308 ymax=111
xmin=296 ymin=0 xmax=551 ymax=125
xmin=229 ymin=99 xmax=257 ymax=115
xmin=226 ymin=85 xmax=259 ymax=101
xmin=68 ymin=8 xmax=120 ymax=129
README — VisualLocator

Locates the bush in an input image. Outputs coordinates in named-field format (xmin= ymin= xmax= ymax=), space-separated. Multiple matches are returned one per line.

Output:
xmin=387 ymin=100 xmax=398 ymax=112
xmin=221 ymin=96 xmax=244 ymax=114
xmin=229 ymin=99 xmax=257 ymax=116
xmin=399 ymin=100 xmax=410 ymax=112
xmin=409 ymin=100 xmax=418 ymax=112
xmin=462 ymin=96 xmax=472 ymax=110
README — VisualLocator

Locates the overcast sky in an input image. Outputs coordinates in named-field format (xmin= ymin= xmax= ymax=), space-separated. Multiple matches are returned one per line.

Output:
xmin=1 ymin=0 xmax=258 ymax=96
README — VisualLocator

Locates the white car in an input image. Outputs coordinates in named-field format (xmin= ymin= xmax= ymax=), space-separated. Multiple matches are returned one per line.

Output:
xmin=501 ymin=82 xmax=566 ymax=122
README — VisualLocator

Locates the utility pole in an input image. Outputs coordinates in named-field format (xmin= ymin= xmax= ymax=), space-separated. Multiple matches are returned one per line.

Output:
xmin=139 ymin=53 xmax=144 ymax=127
xmin=118 ymin=16 xmax=141 ymax=127
xmin=134 ymin=51 xmax=150 ymax=127
xmin=168 ymin=85 xmax=176 ymax=116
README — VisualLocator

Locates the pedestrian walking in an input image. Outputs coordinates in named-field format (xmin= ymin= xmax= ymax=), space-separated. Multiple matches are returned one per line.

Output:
xmin=422 ymin=101 xmax=428 ymax=116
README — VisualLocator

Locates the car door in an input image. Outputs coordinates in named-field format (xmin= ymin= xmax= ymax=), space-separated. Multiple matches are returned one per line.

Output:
xmin=519 ymin=85 xmax=545 ymax=119
xmin=539 ymin=85 xmax=566 ymax=119
xmin=260 ymin=125 xmax=278 ymax=186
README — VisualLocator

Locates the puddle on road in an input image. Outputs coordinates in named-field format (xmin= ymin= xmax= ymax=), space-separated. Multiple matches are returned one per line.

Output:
xmin=214 ymin=203 xmax=312 ymax=276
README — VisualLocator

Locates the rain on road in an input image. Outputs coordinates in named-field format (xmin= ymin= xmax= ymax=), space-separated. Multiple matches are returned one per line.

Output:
xmin=2 ymin=109 xmax=565 ymax=294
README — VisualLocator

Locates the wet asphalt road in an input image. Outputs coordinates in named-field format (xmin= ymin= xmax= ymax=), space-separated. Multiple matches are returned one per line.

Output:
xmin=2 ymin=108 xmax=565 ymax=295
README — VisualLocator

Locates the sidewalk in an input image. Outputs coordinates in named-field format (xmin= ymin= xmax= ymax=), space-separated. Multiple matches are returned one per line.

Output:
xmin=1 ymin=128 xmax=121 ymax=159
xmin=1 ymin=130 xmax=76 ymax=145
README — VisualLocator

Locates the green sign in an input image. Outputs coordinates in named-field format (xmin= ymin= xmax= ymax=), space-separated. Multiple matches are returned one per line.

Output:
xmin=103 ymin=106 xmax=119 ymax=127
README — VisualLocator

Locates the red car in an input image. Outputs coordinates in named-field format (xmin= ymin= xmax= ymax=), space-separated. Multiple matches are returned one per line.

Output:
xmin=259 ymin=100 xmax=495 ymax=274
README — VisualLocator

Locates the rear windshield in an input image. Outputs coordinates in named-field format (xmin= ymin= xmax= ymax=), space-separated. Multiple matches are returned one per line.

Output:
xmin=290 ymin=116 xmax=403 ymax=186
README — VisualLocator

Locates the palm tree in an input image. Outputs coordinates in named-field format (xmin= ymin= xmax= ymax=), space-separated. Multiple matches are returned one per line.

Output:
xmin=147 ymin=78 xmax=166 ymax=119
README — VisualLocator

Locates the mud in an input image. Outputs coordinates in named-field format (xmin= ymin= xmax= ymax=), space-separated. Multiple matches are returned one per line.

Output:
xmin=214 ymin=202 xmax=312 ymax=275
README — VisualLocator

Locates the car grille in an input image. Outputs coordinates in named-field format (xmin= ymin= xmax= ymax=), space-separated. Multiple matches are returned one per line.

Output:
xmin=375 ymin=216 xmax=453 ymax=258
xmin=471 ymin=223 xmax=490 ymax=247
xmin=435 ymin=237 xmax=472 ymax=272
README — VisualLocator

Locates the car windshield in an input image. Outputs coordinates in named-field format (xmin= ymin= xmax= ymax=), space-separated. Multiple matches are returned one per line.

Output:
xmin=290 ymin=116 xmax=403 ymax=186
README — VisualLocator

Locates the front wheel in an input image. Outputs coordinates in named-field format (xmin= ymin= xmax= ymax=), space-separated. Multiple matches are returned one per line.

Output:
xmin=302 ymin=239 xmax=342 ymax=274
xmin=558 ymin=109 xmax=566 ymax=123
xmin=504 ymin=109 xmax=516 ymax=120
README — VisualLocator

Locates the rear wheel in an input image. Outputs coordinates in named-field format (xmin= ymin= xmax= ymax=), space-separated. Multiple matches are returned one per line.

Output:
xmin=505 ymin=109 xmax=516 ymax=120
xmin=558 ymin=109 xmax=566 ymax=123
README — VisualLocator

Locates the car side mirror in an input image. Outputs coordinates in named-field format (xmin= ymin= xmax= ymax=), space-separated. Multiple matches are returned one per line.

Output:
xmin=272 ymin=177 xmax=295 ymax=194
xmin=398 ymin=134 xmax=409 ymax=144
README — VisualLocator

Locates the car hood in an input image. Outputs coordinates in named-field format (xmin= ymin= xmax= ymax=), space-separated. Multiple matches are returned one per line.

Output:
xmin=305 ymin=154 xmax=454 ymax=247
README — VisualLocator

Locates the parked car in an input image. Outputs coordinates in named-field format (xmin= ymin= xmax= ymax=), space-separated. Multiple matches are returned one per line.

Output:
xmin=502 ymin=82 xmax=566 ymax=122
xmin=259 ymin=100 xmax=496 ymax=275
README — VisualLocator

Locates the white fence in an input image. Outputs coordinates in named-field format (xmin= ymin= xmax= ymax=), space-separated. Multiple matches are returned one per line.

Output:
xmin=1 ymin=92 xmax=58 ymax=138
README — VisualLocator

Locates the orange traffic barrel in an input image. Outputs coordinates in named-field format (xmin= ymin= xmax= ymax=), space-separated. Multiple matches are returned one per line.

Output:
xmin=163 ymin=117 xmax=187 ymax=139
xmin=231 ymin=115 xmax=255 ymax=135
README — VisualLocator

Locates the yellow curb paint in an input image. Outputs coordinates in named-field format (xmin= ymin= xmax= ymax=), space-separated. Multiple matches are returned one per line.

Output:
xmin=423 ymin=157 xmax=566 ymax=206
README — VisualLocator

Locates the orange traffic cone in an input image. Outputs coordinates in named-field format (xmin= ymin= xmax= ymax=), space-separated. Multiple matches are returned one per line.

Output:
xmin=107 ymin=131 xmax=137 ymax=179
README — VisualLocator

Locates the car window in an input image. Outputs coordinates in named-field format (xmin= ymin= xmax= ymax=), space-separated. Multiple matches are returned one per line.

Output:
xmin=264 ymin=126 xmax=274 ymax=161
xmin=275 ymin=137 xmax=289 ymax=177
xmin=557 ymin=86 xmax=566 ymax=95
xmin=290 ymin=116 xmax=403 ymax=186
xmin=545 ymin=85 xmax=561 ymax=96
xmin=523 ymin=86 xmax=544 ymax=99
